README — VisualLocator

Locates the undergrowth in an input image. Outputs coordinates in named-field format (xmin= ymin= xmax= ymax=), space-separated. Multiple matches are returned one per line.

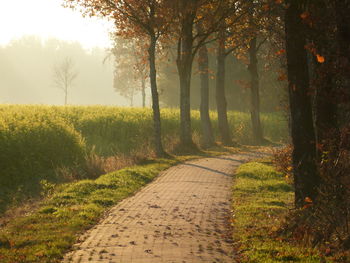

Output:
xmin=273 ymin=132 xmax=350 ymax=262
xmin=232 ymin=161 xmax=329 ymax=262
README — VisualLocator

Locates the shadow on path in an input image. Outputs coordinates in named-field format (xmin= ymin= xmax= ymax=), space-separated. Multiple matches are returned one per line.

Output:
xmin=182 ymin=163 xmax=233 ymax=177
xmin=182 ymin=149 xmax=273 ymax=177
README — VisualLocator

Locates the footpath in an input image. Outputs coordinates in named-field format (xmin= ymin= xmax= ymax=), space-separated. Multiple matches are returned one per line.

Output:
xmin=64 ymin=151 xmax=265 ymax=263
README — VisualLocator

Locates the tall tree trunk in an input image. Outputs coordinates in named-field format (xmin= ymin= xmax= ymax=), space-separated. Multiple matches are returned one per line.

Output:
xmin=314 ymin=64 xmax=338 ymax=154
xmin=334 ymin=0 xmax=350 ymax=126
xmin=285 ymin=1 xmax=319 ymax=207
xmin=216 ymin=30 xmax=232 ymax=145
xmin=148 ymin=35 xmax=166 ymax=157
xmin=248 ymin=37 xmax=264 ymax=145
xmin=176 ymin=17 xmax=195 ymax=147
xmin=312 ymin=3 xmax=339 ymax=159
xmin=197 ymin=42 xmax=215 ymax=148
xmin=335 ymin=0 xmax=350 ymax=62
xmin=141 ymin=78 xmax=146 ymax=108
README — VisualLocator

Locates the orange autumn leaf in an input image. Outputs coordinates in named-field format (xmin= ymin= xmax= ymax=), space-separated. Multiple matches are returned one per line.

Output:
xmin=278 ymin=73 xmax=287 ymax=81
xmin=276 ymin=49 xmax=286 ymax=56
xmin=300 ymin=11 xmax=310 ymax=20
xmin=305 ymin=197 xmax=313 ymax=203
xmin=316 ymin=54 xmax=325 ymax=63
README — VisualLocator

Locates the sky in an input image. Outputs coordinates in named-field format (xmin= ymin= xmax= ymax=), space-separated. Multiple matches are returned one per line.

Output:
xmin=0 ymin=0 xmax=141 ymax=106
xmin=0 ymin=0 xmax=113 ymax=49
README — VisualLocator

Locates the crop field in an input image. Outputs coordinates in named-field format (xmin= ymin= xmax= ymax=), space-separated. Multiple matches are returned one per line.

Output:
xmin=0 ymin=105 xmax=288 ymax=213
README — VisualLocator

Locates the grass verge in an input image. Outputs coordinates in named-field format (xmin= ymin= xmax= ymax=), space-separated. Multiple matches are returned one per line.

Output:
xmin=0 ymin=146 xmax=240 ymax=263
xmin=0 ymin=154 xmax=208 ymax=263
xmin=232 ymin=161 xmax=329 ymax=263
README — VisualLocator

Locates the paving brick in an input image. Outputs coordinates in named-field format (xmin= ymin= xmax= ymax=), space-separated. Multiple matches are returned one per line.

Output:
xmin=63 ymin=152 xmax=265 ymax=263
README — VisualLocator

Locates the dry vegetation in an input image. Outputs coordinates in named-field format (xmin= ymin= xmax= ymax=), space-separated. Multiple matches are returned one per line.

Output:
xmin=0 ymin=105 xmax=288 ymax=214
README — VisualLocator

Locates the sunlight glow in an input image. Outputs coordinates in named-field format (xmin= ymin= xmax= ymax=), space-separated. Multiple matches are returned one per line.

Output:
xmin=0 ymin=0 xmax=113 ymax=49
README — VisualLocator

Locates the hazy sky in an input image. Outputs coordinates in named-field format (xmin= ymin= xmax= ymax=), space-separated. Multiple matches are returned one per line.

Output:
xmin=0 ymin=0 xmax=113 ymax=49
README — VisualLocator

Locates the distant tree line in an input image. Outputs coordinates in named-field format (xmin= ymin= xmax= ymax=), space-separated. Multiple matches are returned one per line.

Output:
xmin=0 ymin=36 xmax=118 ymax=105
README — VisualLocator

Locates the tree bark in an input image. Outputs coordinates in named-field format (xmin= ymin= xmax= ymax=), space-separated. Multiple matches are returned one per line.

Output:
xmin=148 ymin=35 xmax=166 ymax=157
xmin=285 ymin=1 xmax=320 ymax=207
xmin=335 ymin=0 xmax=350 ymax=62
xmin=176 ymin=16 xmax=195 ymax=147
xmin=216 ymin=30 xmax=232 ymax=145
xmin=248 ymin=37 xmax=264 ymax=145
xmin=314 ymin=65 xmax=338 ymax=154
xmin=312 ymin=3 xmax=340 ymax=159
xmin=197 ymin=42 xmax=215 ymax=148
xmin=141 ymin=78 xmax=146 ymax=108
xmin=334 ymin=0 xmax=350 ymax=126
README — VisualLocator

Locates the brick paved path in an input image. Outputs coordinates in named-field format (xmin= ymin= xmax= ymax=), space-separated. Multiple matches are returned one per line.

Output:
xmin=63 ymin=152 xmax=264 ymax=263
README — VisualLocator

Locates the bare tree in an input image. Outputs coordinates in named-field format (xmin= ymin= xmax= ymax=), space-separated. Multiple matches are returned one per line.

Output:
xmin=111 ymin=37 xmax=149 ymax=107
xmin=53 ymin=57 xmax=78 ymax=105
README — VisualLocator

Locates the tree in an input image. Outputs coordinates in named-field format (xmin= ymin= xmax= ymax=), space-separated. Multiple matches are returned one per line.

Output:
xmin=332 ymin=0 xmax=350 ymax=128
xmin=212 ymin=2 xmax=255 ymax=145
xmin=226 ymin=0 xmax=283 ymax=145
xmin=111 ymin=37 xmax=149 ymax=107
xmin=215 ymin=25 xmax=233 ymax=145
xmin=64 ymin=0 xmax=172 ymax=156
xmin=245 ymin=1 xmax=280 ymax=145
xmin=172 ymin=0 xmax=242 ymax=147
xmin=196 ymin=23 xmax=215 ymax=147
xmin=305 ymin=2 xmax=340 ymax=161
xmin=53 ymin=57 xmax=78 ymax=105
xmin=334 ymin=0 xmax=350 ymax=63
xmin=284 ymin=0 xmax=320 ymax=207
xmin=247 ymin=36 xmax=264 ymax=144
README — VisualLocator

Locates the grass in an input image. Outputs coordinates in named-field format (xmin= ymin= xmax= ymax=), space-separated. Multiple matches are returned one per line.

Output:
xmin=0 ymin=154 xmax=211 ymax=263
xmin=0 ymin=143 xmax=241 ymax=263
xmin=0 ymin=105 xmax=288 ymax=214
xmin=0 ymin=104 xmax=289 ymax=261
xmin=232 ymin=161 xmax=330 ymax=262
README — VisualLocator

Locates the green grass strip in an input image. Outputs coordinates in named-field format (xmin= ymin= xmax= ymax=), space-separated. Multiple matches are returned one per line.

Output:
xmin=0 ymin=156 xmax=199 ymax=263
xmin=232 ymin=161 xmax=329 ymax=263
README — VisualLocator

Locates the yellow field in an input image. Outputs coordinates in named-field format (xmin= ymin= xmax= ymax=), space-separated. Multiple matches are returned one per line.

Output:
xmin=0 ymin=105 xmax=288 ymax=212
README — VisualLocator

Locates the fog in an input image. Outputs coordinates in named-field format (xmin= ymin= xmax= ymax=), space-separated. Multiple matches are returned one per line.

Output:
xmin=0 ymin=35 xmax=285 ymax=111
xmin=0 ymin=36 xmax=133 ymax=106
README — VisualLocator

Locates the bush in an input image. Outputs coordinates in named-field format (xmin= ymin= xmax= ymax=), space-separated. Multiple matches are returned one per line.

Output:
xmin=277 ymin=128 xmax=350 ymax=261
xmin=272 ymin=145 xmax=293 ymax=182
xmin=0 ymin=106 xmax=86 ymax=211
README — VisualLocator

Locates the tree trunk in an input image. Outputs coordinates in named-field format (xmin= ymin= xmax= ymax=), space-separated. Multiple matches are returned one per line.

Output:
xmin=248 ymin=37 xmax=264 ymax=145
xmin=312 ymin=3 xmax=339 ymax=159
xmin=335 ymin=0 xmax=350 ymax=62
xmin=216 ymin=30 xmax=232 ymax=145
xmin=130 ymin=88 xmax=134 ymax=107
xmin=334 ymin=0 xmax=350 ymax=126
xmin=141 ymin=78 xmax=146 ymax=108
xmin=64 ymin=85 xmax=68 ymax=106
xmin=197 ymin=42 xmax=215 ymax=148
xmin=176 ymin=17 xmax=195 ymax=147
xmin=285 ymin=1 xmax=320 ymax=207
xmin=314 ymin=65 xmax=338 ymax=153
xmin=148 ymin=35 xmax=166 ymax=157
